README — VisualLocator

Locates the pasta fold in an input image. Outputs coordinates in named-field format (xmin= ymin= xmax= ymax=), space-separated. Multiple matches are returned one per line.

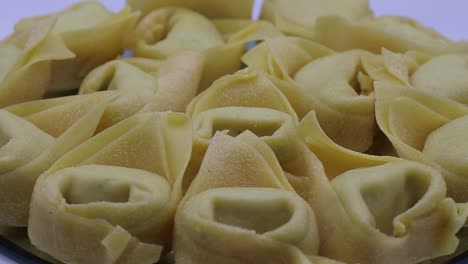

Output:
xmin=5 ymin=2 xmax=139 ymax=93
xmin=374 ymin=81 xmax=468 ymax=202
xmin=183 ymin=107 xmax=297 ymax=193
xmin=187 ymin=68 xmax=298 ymax=122
xmin=0 ymin=92 xmax=115 ymax=226
xmin=28 ymin=112 xmax=192 ymax=263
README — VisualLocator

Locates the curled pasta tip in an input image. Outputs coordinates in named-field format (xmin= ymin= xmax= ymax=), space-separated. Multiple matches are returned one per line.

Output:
xmin=28 ymin=165 xmax=169 ymax=264
xmin=175 ymin=187 xmax=319 ymax=264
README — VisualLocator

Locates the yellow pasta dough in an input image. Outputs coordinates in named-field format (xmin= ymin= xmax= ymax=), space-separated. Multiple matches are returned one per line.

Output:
xmin=127 ymin=0 xmax=254 ymax=18
xmin=183 ymin=107 xmax=297 ymax=193
xmin=0 ymin=91 xmax=115 ymax=226
xmin=298 ymin=111 xmax=397 ymax=179
xmin=375 ymin=81 xmax=468 ymax=202
xmin=175 ymin=187 xmax=319 ymax=264
xmin=80 ymin=54 xmax=204 ymax=131
xmin=127 ymin=7 xmax=281 ymax=89
xmin=261 ymin=0 xmax=372 ymax=38
xmin=314 ymin=15 xmax=454 ymax=54
xmin=4 ymin=2 xmax=139 ymax=93
xmin=187 ymin=68 xmax=298 ymax=122
xmin=28 ymin=112 xmax=192 ymax=263
xmin=284 ymin=141 xmax=467 ymax=263
xmin=29 ymin=165 xmax=166 ymax=264
xmin=243 ymin=38 xmax=380 ymax=152
xmin=0 ymin=19 xmax=74 ymax=107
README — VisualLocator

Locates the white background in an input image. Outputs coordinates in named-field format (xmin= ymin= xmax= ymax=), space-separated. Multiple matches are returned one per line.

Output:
xmin=0 ymin=0 xmax=467 ymax=263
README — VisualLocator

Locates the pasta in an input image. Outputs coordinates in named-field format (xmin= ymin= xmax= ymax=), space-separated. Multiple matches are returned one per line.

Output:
xmin=187 ymin=68 xmax=298 ymax=122
xmin=127 ymin=0 xmax=254 ymax=18
xmin=0 ymin=0 xmax=467 ymax=263
xmin=313 ymin=15 xmax=455 ymax=54
xmin=175 ymin=132 xmax=342 ymax=263
xmin=0 ymin=19 xmax=74 ymax=107
xmin=28 ymin=112 xmax=192 ymax=263
xmin=374 ymin=81 xmax=468 ymax=202
xmin=283 ymin=140 xmax=468 ymax=264
xmin=0 ymin=92 xmax=115 ymax=226
xmin=4 ymin=2 xmax=139 ymax=93
xmin=80 ymin=54 xmax=204 ymax=131
xmin=261 ymin=0 xmax=372 ymax=38
xmin=243 ymin=38 xmax=379 ymax=152
xmin=355 ymin=48 xmax=468 ymax=105
xmin=175 ymin=187 xmax=320 ymax=264
xmin=127 ymin=7 xmax=281 ymax=89
xmin=183 ymin=107 xmax=297 ymax=193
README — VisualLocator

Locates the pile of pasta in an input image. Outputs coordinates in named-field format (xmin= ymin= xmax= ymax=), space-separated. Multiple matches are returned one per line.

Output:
xmin=1 ymin=0 xmax=468 ymax=263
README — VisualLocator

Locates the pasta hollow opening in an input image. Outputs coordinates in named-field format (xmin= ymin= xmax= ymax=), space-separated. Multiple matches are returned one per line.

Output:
xmin=361 ymin=171 xmax=430 ymax=235
xmin=213 ymin=197 xmax=293 ymax=234
xmin=62 ymin=176 xmax=131 ymax=205
xmin=211 ymin=118 xmax=282 ymax=137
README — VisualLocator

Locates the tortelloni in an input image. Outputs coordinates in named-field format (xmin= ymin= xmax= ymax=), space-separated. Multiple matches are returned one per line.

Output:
xmin=0 ymin=91 xmax=115 ymax=226
xmin=176 ymin=132 xmax=341 ymax=263
xmin=313 ymin=15 xmax=456 ymax=55
xmin=28 ymin=112 xmax=192 ymax=264
xmin=261 ymin=0 xmax=372 ymax=39
xmin=80 ymin=54 xmax=204 ymax=131
xmin=283 ymin=140 xmax=468 ymax=264
xmin=0 ymin=18 xmax=74 ymax=107
xmin=175 ymin=188 xmax=322 ymax=264
xmin=243 ymin=37 xmax=380 ymax=152
xmin=4 ymin=2 xmax=139 ymax=93
xmin=183 ymin=107 xmax=298 ymax=193
xmin=127 ymin=7 xmax=281 ymax=90
xmin=375 ymin=81 xmax=468 ymax=202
